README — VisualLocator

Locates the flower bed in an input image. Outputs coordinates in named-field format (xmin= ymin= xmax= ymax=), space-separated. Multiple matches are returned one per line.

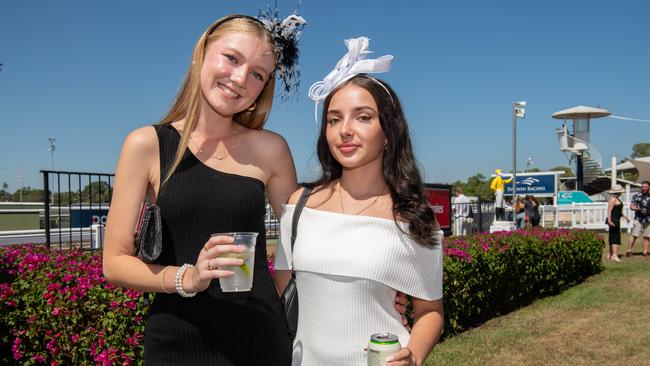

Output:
xmin=442 ymin=228 xmax=604 ymax=336
xmin=1 ymin=228 xmax=604 ymax=363
xmin=0 ymin=245 xmax=148 ymax=365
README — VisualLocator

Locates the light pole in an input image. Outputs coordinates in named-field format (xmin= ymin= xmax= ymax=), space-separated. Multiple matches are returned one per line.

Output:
xmin=47 ymin=138 xmax=56 ymax=170
xmin=512 ymin=101 xmax=526 ymax=223
xmin=19 ymin=165 xmax=24 ymax=202
xmin=526 ymin=157 xmax=533 ymax=172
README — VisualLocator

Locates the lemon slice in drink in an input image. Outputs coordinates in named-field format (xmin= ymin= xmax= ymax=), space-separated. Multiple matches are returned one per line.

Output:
xmin=223 ymin=251 xmax=251 ymax=276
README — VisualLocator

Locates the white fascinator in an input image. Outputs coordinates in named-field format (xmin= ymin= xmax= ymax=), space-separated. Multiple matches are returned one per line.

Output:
xmin=308 ymin=37 xmax=393 ymax=116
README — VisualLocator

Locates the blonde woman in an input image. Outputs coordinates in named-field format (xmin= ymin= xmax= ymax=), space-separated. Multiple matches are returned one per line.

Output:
xmin=103 ymin=14 xmax=304 ymax=364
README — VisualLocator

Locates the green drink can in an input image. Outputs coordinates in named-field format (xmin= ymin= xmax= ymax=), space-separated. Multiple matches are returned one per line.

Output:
xmin=367 ymin=333 xmax=401 ymax=366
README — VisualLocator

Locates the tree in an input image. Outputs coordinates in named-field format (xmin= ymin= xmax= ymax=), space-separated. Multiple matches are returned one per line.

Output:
xmin=80 ymin=181 xmax=112 ymax=204
xmin=548 ymin=166 xmax=574 ymax=177
xmin=13 ymin=187 xmax=46 ymax=202
xmin=456 ymin=173 xmax=493 ymax=201
xmin=631 ymin=142 xmax=650 ymax=158
xmin=0 ymin=182 xmax=10 ymax=201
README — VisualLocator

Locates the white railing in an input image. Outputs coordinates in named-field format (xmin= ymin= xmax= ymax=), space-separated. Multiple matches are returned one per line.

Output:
xmin=540 ymin=202 xmax=633 ymax=231
xmin=0 ymin=225 xmax=104 ymax=249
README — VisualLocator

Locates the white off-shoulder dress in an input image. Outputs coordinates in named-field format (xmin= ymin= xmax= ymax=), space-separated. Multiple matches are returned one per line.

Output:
xmin=274 ymin=205 xmax=444 ymax=366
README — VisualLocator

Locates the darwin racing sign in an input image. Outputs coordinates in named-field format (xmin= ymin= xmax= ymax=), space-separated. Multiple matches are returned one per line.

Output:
xmin=502 ymin=171 xmax=559 ymax=197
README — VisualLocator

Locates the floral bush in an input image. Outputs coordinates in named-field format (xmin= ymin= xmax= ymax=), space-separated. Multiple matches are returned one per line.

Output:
xmin=442 ymin=228 xmax=604 ymax=336
xmin=2 ymin=228 xmax=604 ymax=363
xmin=0 ymin=245 xmax=149 ymax=365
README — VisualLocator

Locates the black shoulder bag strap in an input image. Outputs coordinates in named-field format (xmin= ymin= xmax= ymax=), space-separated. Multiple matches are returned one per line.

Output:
xmin=282 ymin=186 xmax=312 ymax=338
xmin=291 ymin=187 xmax=313 ymax=251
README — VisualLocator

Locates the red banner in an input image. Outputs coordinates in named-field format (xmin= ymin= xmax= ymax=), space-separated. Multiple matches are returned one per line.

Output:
xmin=424 ymin=184 xmax=452 ymax=234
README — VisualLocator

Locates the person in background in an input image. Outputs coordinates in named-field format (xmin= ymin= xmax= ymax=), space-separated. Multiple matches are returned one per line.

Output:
xmin=607 ymin=184 xmax=629 ymax=262
xmin=514 ymin=196 xmax=526 ymax=228
xmin=453 ymin=186 xmax=471 ymax=236
xmin=524 ymin=195 xmax=540 ymax=228
xmin=530 ymin=196 xmax=541 ymax=227
xmin=626 ymin=181 xmax=650 ymax=257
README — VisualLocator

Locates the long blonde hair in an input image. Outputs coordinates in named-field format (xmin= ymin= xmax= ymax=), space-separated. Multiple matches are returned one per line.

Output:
xmin=159 ymin=15 xmax=277 ymax=184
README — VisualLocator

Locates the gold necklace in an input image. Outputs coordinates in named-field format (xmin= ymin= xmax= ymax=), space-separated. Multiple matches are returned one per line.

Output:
xmin=338 ymin=182 xmax=387 ymax=216
xmin=189 ymin=127 xmax=240 ymax=160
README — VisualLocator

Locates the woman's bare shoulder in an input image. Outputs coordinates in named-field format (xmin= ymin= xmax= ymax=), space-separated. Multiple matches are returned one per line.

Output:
xmin=123 ymin=125 xmax=158 ymax=154
xmin=287 ymin=184 xmax=332 ymax=207
xmin=248 ymin=128 xmax=289 ymax=152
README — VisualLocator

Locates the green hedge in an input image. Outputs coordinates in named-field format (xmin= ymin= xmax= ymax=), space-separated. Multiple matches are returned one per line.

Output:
xmin=1 ymin=228 xmax=604 ymax=363
xmin=442 ymin=228 xmax=604 ymax=336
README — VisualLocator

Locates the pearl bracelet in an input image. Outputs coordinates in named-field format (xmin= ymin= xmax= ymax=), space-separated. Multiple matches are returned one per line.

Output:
xmin=175 ymin=264 xmax=197 ymax=298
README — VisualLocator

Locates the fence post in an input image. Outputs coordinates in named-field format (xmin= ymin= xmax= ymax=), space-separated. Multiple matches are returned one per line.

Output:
xmin=91 ymin=224 xmax=105 ymax=250
xmin=43 ymin=171 xmax=51 ymax=249
xmin=477 ymin=198 xmax=483 ymax=233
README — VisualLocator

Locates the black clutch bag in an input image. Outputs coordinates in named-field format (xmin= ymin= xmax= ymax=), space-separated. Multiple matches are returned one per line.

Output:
xmin=134 ymin=199 xmax=162 ymax=263
xmin=281 ymin=187 xmax=312 ymax=339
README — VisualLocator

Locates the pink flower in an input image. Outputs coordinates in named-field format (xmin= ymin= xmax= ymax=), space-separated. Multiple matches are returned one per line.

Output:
xmin=126 ymin=335 xmax=138 ymax=346
xmin=124 ymin=289 xmax=141 ymax=299
xmin=31 ymin=354 xmax=46 ymax=363
xmin=51 ymin=307 xmax=61 ymax=316
xmin=46 ymin=339 xmax=58 ymax=355
xmin=11 ymin=336 xmax=22 ymax=360
xmin=123 ymin=301 xmax=137 ymax=310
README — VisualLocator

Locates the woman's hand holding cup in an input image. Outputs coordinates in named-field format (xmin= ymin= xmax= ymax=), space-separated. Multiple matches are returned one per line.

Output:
xmin=188 ymin=234 xmax=246 ymax=293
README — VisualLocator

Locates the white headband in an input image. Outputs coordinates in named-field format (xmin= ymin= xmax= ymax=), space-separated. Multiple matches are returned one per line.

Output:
xmin=308 ymin=37 xmax=393 ymax=120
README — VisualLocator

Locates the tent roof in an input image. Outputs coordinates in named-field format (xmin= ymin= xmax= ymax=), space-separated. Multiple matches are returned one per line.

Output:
xmin=605 ymin=156 xmax=650 ymax=172
xmin=632 ymin=158 xmax=650 ymax=182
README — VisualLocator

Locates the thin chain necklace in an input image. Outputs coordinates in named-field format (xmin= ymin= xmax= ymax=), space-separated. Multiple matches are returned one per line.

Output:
xmin=338 ymin=181 xmax=387 ymax=216
xmin=189 ymin=126 xmax=240 ymax=160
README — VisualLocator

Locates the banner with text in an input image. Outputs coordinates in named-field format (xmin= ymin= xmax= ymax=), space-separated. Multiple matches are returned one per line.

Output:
xmin=502 ymin=172 xmax=558 ymax=197
xmin=425 ymin=183 xmax=452 ymax=235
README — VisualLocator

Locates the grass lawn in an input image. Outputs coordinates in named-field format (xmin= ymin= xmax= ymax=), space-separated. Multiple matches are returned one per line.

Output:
xmin=426 ymin=232 xmax=650 ymax=366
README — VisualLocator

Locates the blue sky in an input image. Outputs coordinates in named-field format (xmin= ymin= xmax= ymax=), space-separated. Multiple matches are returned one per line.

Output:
xmin=1 ymin=0 xmax=649 ymax=191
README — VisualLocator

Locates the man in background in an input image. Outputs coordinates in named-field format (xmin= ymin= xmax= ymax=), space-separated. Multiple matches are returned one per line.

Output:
xmin=453 ymin=186 xmax=472 ymax=236
xmin=627 ymin=181 xmax=650 ymax=257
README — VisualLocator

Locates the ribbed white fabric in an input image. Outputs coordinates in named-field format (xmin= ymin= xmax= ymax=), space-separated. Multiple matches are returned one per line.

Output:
xmin=275 ymin=205 xmax=443 ymax=366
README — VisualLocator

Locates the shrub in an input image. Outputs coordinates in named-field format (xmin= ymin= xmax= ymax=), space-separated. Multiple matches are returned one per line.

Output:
xmin=1 ymin=228 xmax=604 ymax=362
xmin=0 ymin=245 xmax=149 ymax=365
xmin=442 ymin=228 xmax=604 ymax=336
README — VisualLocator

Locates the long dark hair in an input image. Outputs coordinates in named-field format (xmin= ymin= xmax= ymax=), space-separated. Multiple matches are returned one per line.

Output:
xmin=308 ymin=75 xmax=439 ymax=246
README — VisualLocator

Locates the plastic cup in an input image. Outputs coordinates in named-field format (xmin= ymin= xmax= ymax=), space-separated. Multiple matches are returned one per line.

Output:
xmin=211 ymin=232 xmax=258 ymax=292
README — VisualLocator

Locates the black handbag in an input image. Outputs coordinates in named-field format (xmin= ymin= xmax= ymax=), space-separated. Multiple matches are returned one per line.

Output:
xmin=134 ymin=198 xmax=162 ymax=263
xmin=281 ymin=187 xmax=312 ymax=338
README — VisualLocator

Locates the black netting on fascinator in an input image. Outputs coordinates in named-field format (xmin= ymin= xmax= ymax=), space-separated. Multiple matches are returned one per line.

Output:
xmin=257 ymin=6 xmax=306 ymax=99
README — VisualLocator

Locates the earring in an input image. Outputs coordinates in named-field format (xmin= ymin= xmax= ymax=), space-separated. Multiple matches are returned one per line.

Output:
xmin=246 ymin=102 xmax=257 ymax=112
xmin=384 ymin=143 xmax=388 ymax=151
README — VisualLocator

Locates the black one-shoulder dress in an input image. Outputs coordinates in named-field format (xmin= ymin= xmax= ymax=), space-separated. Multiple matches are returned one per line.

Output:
xmin=144 ymin=125 xmax=291 ymax=365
